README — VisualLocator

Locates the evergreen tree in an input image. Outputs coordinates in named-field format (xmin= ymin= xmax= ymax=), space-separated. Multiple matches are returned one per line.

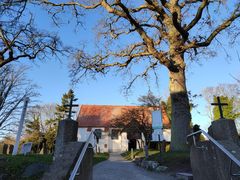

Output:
xmin=43 ymin=89 xmax=77 ymax=152
xmin=213 ymin=96 xmax=240 ymax=120
xmin=44 ymin=119 xmax=57 ymax=153
xmin=55 ymin=89 xmax=76 ymax=121
xmin=25 ymin=115 xmax=43 ymax=153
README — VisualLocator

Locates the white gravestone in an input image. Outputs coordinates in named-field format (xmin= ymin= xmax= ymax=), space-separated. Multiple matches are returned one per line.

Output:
xmin=151 ymin=110 xmax=164 ymax=141
xmin=21 ymin=142 xmax=32 ymax=155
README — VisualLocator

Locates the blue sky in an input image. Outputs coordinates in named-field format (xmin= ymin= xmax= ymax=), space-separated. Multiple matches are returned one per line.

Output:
xmin=22 ymin=4 xmax=240 ymax=131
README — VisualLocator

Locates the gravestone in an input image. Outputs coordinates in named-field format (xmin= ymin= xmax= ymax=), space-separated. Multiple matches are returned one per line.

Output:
xmin=210 ymin=118 xmax=239 ymax=145
xmin=43 ymin=118 xmax=93 ymax=180
xmin=2 ymin=144 xmax=8 ymax=154
xmin=190 ymin=119 xmax=240 ymax=180
xmin=54 ymin=118 xmax=78 ymax=159
xmin=21 ymin=142 xmax=32 ymax=155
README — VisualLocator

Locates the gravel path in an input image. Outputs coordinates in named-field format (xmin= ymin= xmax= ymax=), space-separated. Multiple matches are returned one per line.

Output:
xmin=93 ymin=153 xmax=177 ymax=180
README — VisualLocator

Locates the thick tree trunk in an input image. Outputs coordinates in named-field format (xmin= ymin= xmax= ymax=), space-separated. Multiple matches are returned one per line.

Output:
xmin=169 ymin=56 xmax=191 ymax=151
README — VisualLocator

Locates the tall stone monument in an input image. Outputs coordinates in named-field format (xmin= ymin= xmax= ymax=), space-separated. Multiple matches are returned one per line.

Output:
xmin=54 ymin=118 xmax=79 ymax=160
xmin=43 ymin=96 xmax=93 ymax=180
xmin=190 ymin=97 xmax=240 ymax=180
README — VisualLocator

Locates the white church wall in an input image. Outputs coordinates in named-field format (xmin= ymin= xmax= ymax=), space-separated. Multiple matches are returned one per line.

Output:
xmin=96 ymin=131 xmax=109 ymax=153
xmin=78 ymin=127 xmax=129 ymax=153
xmin=121 ymin=132 xmax=128 ymax=152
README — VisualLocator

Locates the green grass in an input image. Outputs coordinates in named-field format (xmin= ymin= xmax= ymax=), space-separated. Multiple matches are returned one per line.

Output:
xmin=121 ymin=149 xmax=159 ymax=160
xmin=121 ymin=149 xmax=190 ymax=172
xmin=93 ymin=153 xmax=109 ymax=165
xmin=0 ymin=152 xmax=109 ymax=179
xmin=0 ymin=154 xmax=52 ymax=179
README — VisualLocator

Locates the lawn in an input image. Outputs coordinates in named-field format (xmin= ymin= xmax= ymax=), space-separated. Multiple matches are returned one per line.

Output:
xmin=0 ymin=152 xmax=109 ymax=179
xmin=0 ymin=154 xmax=52 ymax=179
xmin=121 ymin=149 xmax=160 ymax=160
xmin=121 ymin=149 xmax=191 ymax=173
xmin=93 ymin=152 xmax=109 ymax=165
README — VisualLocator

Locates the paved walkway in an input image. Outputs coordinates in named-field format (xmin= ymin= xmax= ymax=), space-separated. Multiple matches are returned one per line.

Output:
xmin=93 ymin=153 xmax=176 ymax=180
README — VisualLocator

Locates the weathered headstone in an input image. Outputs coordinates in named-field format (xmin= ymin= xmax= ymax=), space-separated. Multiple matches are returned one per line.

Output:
xmin=190 ymin=118 xmax=240 ymax=180
xmin=21 ymin=142 xmax=32 ymax=155
xmin=43 ymin=118 xmax=93 ymax=180
xmin=2 ymin=144 xmax=8 ymax=154
xmin=54 ymin=118 xmax=78 ymax=159
xmin=210 ymin=118 xmax=239 ymax=145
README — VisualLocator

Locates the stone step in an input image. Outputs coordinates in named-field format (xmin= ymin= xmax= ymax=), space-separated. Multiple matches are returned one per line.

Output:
xmin=176 ymin=172 xmax=193 ymax=180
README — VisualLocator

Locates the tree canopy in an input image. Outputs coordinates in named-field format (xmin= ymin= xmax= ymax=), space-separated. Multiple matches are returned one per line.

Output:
xmin=40 ymin=0 xmax=240 ymax=151
xmin=0 ymin=0 xmax=68 ymax=68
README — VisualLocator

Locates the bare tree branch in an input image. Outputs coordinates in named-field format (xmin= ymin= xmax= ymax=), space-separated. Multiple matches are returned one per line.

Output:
xmin=185 ymin=0 xmax=209 ymax=31
xmin=0 ymin=65 xmax=38 ymax=134
xmin=0 ymin=0 xmax=70 ymax=68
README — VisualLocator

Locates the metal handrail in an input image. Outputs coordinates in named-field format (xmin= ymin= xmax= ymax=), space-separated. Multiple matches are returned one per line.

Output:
xmin=69 ymin=130 xmax=95 ymax=180
xmin=187 ymin=130 xmax=240 ymax=167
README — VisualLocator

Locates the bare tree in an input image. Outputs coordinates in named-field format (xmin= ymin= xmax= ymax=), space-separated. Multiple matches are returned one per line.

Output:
xmin=41 ymin=0 xmax=240 ymax=151
xmin=26 ymin=103 xmax=56 ymax=133
xmin=0 ymin=65 xmax=37 ymax=136
xmin=25 ymin=103 xmax=57 ymax=153
xmin=138 ymin=91 xmax=161 ymax=108
xmin=111 ymin=107 xmax=152 ymax=146
xmin=0 ymin=0 xmax=68 ymax=68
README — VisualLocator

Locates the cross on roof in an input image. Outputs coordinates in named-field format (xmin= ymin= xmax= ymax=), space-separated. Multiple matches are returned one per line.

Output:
xmin=64 ymin=96 xmax=78 ymax=120
xmin=211 ymin=96 xmax=228 ymax=119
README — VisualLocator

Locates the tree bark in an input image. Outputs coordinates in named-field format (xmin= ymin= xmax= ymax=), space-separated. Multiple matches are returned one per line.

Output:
xmin=169 ymin=55 xmax=191 ymax=151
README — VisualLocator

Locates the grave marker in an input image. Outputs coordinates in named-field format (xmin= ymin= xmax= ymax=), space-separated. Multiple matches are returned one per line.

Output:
xmin=64 ymin=94 xmax=78 ymax=120
xmin=21 ymin=142 xmax=32 ymax=155
xmin=211 ymin=96 xmax=228 ymax=119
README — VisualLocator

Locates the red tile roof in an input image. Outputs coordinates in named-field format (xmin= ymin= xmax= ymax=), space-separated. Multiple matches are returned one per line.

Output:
xmin=77 ymin=105 xmax=171 ymax=128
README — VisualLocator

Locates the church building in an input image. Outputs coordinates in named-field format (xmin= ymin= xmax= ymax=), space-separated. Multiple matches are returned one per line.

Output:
xmin=77 ymin=105 xmax=171 ymax=153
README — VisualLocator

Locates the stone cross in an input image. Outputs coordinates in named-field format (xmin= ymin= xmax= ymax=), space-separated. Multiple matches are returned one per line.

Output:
xmin=211 ymin=96 xmax=228 ymax=119
xmin=64 ymin=96 xmax=78 ymax=120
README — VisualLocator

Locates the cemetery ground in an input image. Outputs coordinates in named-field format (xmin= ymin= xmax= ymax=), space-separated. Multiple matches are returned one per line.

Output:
xmin=121 ymin=149 xmax=191 ymax=174
xmin=0 ymin=154 xmax=52 ymax=179
xmin=93 ymin=152 xmax=178 ymax=180
xmin=0 ymin=153 xmax=109 ymax=179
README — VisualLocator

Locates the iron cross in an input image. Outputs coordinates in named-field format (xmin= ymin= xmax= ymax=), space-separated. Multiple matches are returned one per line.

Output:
xmin=211 ymin=96 xmax=228 ymax=119
xmin=64 ymin=96 xmax=78 ymax=120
